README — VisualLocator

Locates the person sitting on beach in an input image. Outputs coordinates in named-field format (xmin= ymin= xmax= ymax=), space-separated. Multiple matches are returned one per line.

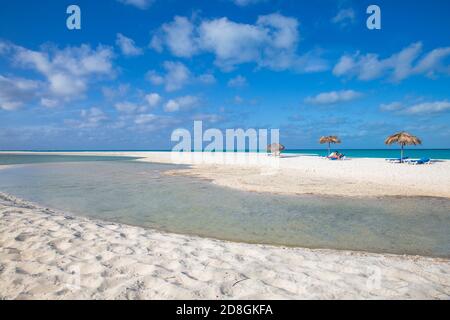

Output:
xmin=328 ymin=151 xmax=344 ymax=160
xmin=328 ymin=151 xmax=338 ymax=159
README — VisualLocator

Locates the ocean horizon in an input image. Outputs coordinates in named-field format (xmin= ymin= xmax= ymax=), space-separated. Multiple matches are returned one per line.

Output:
xmin=1 ymin=149 xmax=450 ymax=160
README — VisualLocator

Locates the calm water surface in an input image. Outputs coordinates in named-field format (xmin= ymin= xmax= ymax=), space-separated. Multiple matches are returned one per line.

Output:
xmin=0 ymin=154 xmax=139 ymax=165
xmin=1 ymin=155 xmax=449 ymax=257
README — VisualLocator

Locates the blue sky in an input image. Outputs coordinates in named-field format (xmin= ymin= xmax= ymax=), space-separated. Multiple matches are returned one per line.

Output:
xmin=1 ymin=0 xmax=450 ymax=150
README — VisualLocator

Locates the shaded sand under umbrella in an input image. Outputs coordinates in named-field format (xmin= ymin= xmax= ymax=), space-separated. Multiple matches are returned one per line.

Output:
xmin=267 ymin=143 xmax=285 ymax=156
xmin=319 ymin=136 xmax=341 ymax=156
xmin=385 ymin=131 xmax=422 ymax=163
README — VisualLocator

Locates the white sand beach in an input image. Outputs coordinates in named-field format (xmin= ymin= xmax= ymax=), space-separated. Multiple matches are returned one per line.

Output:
xmin=0 ymin=152 xmax=449 ymax=299
xmin=158 ymin=153 xmax=450 ymax=198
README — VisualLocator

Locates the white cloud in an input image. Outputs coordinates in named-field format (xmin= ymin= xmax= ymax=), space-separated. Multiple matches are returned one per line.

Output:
xmin=145 ymin=93 xmax=162 ymax=107
xmin=151 ymin=16 xmax=198 ymax=58
xmin=164 ymin=100 xmax=179 ymax=112
xmin=117 ymin=0 xmax=153 ymax=10
xmin=415 ymin=47 xmax=450 ymax=76
xmin=147 ymin=72 xmax=164 ymax=85
xmin=134 ymin=113 xmax=157 ymax=125
xmin=305 ymin=90 xmax=362 ymax=105
xmin=116 ymin=33 xmax=143 ymax=56
xmin=133 ymin=113 xmax=181 ymax=131
xmin=331 ymin=8 xmax=356 ymax=26
xmin=1 ymin=41 xmax=115 ymax=102
xmin=405 ymin=101 xmax=450 ymax=114
xmin=115 ymin=101 xmax=146 ymax=113
xmin=0 ymin=41 xmax=8 ymax=54
xmin=333 ymin=42 xmax=450 ymax=81
xmin=227 ymin=75 xmax=247 ymax=88
xmin=147 ymin=62 xmax=215 ymax=90
xmin=164 ymin=95 xmax=200 ymax=112
xmin=199 ymin=13 xmax=305 ymax=70
xmin=114 ymin=91 xmax=160 ymax=113
xmin=82 ymin=108 xmax=107 ymax=125
xmin=40 ymin=98 xmax=58 ymax=108
xmin=0 ymin=75 xmax=41 ymax=110
xmin=67 ymin=107 xmax=108 ymax=128
xmin=380 ymin=102 xmax=403 ymax=112
xmin=102 ymin=84 xmax=130 ymax=100
xmin=151 ymin=13 xmax=328 ymax=73
xmin=48 ymin=73 xmax=87 ymax=96
xmin=198 ymin=17 xmax=267 ymax=69
xmin=380 ymin=100 xmax=450 ymax=115
xmin=197 ymin=73 xmax=216 ymax=84
xmin=148 ymin=61 xmax=191 ymax=92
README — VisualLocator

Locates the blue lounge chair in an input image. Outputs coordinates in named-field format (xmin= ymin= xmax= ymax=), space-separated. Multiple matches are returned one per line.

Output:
xmin=406 ymin=158 xmax=431 ymax=165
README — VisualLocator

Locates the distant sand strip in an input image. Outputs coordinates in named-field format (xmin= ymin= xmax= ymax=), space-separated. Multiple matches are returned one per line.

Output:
xmin=1 ymin=192 xmax=449 ymax=299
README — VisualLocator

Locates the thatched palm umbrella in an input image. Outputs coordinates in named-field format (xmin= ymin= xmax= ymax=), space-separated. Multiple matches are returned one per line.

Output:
xmin=267 ymin=143 xmax=285 ymax=157
xmin=319 ymin=136 xmax=341 ymax=156
xmin=385 ymin=131 xmax=422 ymax=163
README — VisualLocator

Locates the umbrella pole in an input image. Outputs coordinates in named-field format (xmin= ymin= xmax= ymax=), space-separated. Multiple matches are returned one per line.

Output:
xmin=400 ymin=144 xmax=404 ymax=163
xmin=328 ymin=142 xmax=330 ymax=156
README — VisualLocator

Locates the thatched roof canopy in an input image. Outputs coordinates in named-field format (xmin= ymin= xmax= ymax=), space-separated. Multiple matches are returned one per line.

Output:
xmin=267 ymin=143 xmax=285 ymax=152
xmin=319 ymin=136 xmax=341 ymax=144
xmin=385 ymin=132 xmax=422 ymax=146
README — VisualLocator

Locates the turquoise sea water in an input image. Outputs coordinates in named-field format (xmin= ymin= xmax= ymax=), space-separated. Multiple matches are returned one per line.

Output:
xmin=2 ymin=149 xmax=450 ymax=159
xmin=1 ymin=154 xmax=449 ymax=257
xmin=284 ymin=149 xmax=450 ymax=159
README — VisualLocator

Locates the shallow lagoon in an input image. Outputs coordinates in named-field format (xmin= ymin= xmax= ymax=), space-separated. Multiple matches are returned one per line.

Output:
xmin=1 ymin=156 xmax=449 ymax=257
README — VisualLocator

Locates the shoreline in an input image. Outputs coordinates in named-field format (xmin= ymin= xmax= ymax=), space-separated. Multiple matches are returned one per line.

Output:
xmin=1 ymin=192 xmax=449 ymax=299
